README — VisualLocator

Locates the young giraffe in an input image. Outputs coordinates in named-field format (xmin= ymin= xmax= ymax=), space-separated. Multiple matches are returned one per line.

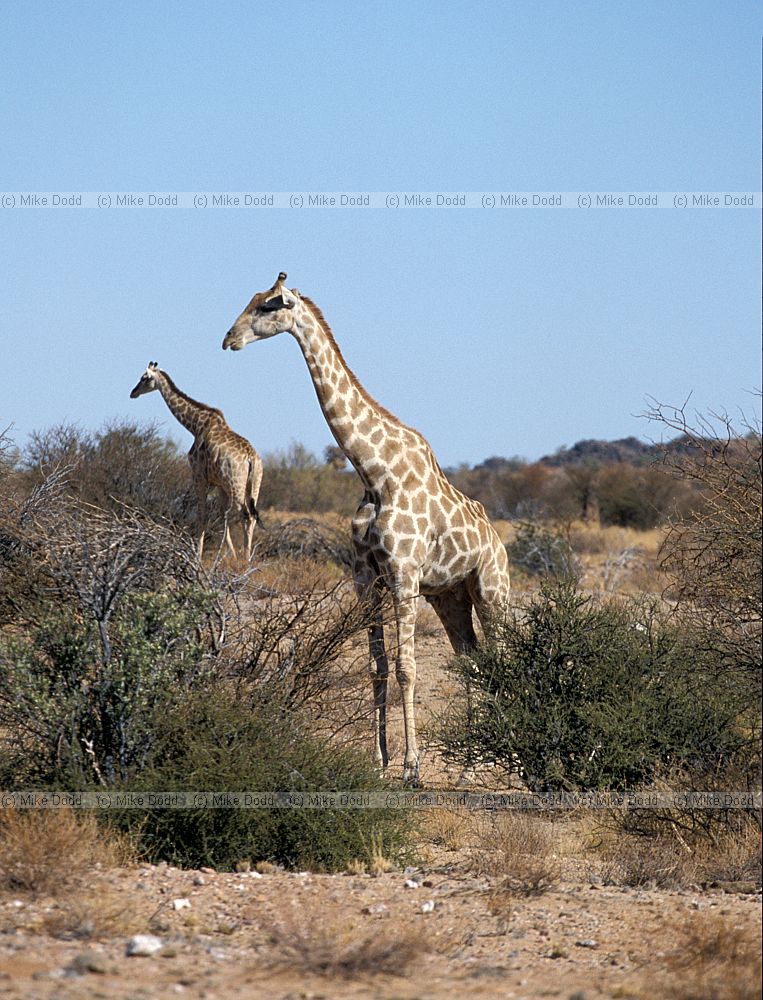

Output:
xmin=129 ymin=363 xmax=263 ymax=560
xmin=223 ymin=274 xmax=511 ymax=782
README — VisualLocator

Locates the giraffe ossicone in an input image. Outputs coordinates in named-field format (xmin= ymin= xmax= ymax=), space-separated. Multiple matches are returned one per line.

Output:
xmin=129 ymin=363 xmax=263 ymax=561
xmin=223 ymin=274 xmax=511 ymax=782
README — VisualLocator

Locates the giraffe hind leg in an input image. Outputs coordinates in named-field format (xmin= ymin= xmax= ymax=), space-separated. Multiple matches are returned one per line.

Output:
xmin=427 ymin=585 xmax=481 ymax=785
xmin=426 ymin=584 xmax=478 ymax=654
xmin=193 ymin=477 xmax=208 ymax=561
xmin=243 ymin=510 xmax=256 ymax=561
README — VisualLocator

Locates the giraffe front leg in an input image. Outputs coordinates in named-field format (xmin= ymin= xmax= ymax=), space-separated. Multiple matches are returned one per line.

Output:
xmin=370 ymin=612 xmax=389 ymax=771
xmin=393 ymin=587 xmax=420 ymax=785
xmin=355 ymin=572 xmax=389 ymax=770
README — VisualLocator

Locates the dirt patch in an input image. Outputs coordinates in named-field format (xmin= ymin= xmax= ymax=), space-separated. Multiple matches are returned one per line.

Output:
xmin=1 ymin=861 xmax=760 ymax=1000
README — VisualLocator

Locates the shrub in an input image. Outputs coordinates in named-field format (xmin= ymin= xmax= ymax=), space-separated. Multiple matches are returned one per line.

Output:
xmin=113 ymin=683 xmax=414 ymax=872
xmin=506 ymin=520 xmax=579 ymax=579
xmin=251 ymin=516 xmax=353 ymax=571
xmin=649 ymin=401 xmax=762 ymax=695
xmin=595 ymin=463 xmax=685 ymax=529
xmin=225 ymin=578 xmax=377 ymax=719
xmin=259 ymin=442 xmax=361 ymax=516
xmin=0 ymin=807 xmax=133 ymax=897
xmin=0 ymin=500 xmax=217 ymax=787
xmin=21 ymin=419 xmax=193 ymax=526
xmin=436 ymin=580 xmax=748 ymax=791
xmin=0 ymin=586 xmax=215 ymax=787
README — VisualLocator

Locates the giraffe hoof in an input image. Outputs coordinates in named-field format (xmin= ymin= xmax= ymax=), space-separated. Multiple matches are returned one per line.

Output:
xmin=455 ymin=767 xmax=477 ymax=788
xmin=402 ymin=763 xmax=421 ymax=787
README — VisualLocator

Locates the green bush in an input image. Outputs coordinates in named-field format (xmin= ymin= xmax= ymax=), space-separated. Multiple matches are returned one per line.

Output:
xmin=0 ymin=587 xmax=214 ymax=787
xmin=437 ymin=580 xmax=748 ymax=791
xmin=113 ymin=684 xmax=414 ymax=871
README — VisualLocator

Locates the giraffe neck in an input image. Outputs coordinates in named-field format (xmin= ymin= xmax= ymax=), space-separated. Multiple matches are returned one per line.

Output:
xmin=291 ymin=300 xmax=416 ymax=493
xmin=155 ymin=372 xmax=217 ymax=438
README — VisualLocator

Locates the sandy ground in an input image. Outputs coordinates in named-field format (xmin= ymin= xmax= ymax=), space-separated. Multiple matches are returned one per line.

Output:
xmin=1 ymin=861 xmax=760 ymax=999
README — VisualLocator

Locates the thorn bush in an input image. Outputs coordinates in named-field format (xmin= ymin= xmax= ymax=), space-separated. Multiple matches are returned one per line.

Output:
xmin=436 ymin=580 xmax=750 ymax=791
xmin=112 ymin=683 xmax=414 ymax=872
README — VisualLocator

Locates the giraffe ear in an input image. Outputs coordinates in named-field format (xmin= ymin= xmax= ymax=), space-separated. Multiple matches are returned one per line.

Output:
xmin=261 ymin=295 xmax=285 ymax=311
xmin=262 ymin=289 xmax=296 ymax=311
xmin=280 ymin=286 xmax=297 ymax=309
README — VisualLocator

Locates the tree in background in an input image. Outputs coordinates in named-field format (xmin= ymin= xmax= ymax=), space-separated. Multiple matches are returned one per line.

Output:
xmin=20 ymin=419 xmax=192 ymax=526
xmin=259 ymin=442 xmax=360 ymax=515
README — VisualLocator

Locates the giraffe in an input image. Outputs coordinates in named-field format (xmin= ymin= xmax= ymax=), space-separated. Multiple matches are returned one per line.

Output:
xmin=222 ymin=274 xmax=511 ymax=782
xmin=129 ymin=363 xmax=263 ymax=560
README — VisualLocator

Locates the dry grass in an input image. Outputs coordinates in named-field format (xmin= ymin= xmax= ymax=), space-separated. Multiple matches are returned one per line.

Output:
xmin=690 ymin=815 xmax=762 ymax=886
xmin=567 ymin=522 xmax=657 ymax=556
xmin=268 ymin=903 xmax=430 ymax=979
xmin=253 ymin=554 xmax=347 ymax=594
xmin=599 ymin=831 xmax=698 ymax=888
xmin=366 ymin=832 xmax=396 ymax=875
xmin=568 ymin=522 xmax=666 ymax=593
xmin=345 ymin=832 xmax=396 ymax=875
xmin=0 ymin=808 xmax=135 ymax=898
xmin=42 ymin=888 xmax=152 ymax=941
xmin=498 ymin=520 xmax=667 ymax=593
xmin=596 ymin=814 xmax=762 ymax=889
xmin=468 ymin=812 xmax=561 ymax=898
xmin=422 ymin=807 xmax=472 ymax=852
xmin=659 ymin=913 xmax=762 ymax=1000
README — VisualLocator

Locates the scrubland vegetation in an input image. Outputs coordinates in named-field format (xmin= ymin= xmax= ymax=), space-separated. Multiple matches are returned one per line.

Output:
xmin=0 ymin=402 xmax=760 ymax=900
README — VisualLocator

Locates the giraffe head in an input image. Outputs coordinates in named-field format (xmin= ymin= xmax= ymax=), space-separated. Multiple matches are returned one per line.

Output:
xmin=130 ymin=362 xmax=161 ymax=398
xmin=222 ymin=272 xmax=300 ymax=351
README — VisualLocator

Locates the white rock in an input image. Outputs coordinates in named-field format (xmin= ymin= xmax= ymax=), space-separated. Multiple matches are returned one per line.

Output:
xmin=126 ymin=934 xmax=163 ymax=957
xmin=421 ymin=899 xmax=436 ymax=913
xmin=362 ymin=903 xmax=388 ymax=915
xmin=404 ymin=879 xmax=420 ymax=889
xmin=171 ymin=898 xmax=191 ymax=910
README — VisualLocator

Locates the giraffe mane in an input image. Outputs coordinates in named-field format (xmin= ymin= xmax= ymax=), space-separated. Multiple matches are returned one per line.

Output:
xmin=299 ymin=295 xmax=426 ymax=442
xmin=159 ymin=371 xmax=225 ymax=420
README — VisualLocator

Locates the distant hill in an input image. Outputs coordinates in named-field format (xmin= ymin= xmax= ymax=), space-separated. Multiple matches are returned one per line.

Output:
xmin=538 ymin=434 xmax=695 ymax=467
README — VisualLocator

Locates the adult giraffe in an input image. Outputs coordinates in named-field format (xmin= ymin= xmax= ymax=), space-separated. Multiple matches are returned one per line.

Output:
xmin=223 ymin=274 xmax=510 ymax=782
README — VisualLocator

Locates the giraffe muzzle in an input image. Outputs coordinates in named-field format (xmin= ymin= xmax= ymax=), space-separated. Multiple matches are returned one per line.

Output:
xmin=222 ymin=329 xmax=242 ymax=351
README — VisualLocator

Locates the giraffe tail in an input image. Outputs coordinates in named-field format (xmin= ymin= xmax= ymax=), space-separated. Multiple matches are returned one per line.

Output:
xmin=246 ymin=458 xmax=263 ymax=528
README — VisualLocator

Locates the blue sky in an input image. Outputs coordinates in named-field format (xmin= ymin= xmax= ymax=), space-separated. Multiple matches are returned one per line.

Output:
xmin=1 ymin=1 xmax=760 ymax=468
